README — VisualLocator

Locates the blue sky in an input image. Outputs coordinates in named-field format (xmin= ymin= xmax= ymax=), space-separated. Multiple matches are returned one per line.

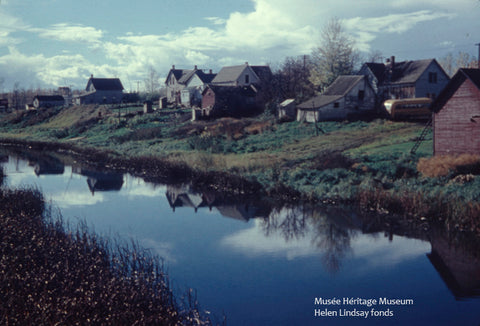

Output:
xmin=0 ymin=0 xmax=479 ymax=91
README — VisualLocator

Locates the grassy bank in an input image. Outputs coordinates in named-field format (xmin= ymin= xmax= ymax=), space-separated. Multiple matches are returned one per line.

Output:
xmin=0 ymin=105 xmax=479 ymax=232
xmin=0 ymin=187 xmax=212 ymax=325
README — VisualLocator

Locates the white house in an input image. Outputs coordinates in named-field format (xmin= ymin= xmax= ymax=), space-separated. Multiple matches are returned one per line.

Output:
xmin=297 ymin=75 xmax=375 ymax=122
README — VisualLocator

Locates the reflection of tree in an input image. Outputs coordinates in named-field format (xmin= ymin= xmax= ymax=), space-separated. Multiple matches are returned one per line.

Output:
xmin=261 ymin=204 xmax=356 ymax=274
xmin=261 ymin=206 xmax=307 ymax=241
xmin=312 ymin=217 xmax=353 ymax=274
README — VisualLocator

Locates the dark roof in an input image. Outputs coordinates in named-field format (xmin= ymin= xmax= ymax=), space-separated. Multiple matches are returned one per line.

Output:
xmin=34 ymin=95 xmax=64 ymax=101
xmin=168 ymin=68 xmax=216 ymax=85
xmin=323 ymin=75 xmax=364 ymax=96
xmin=297 ymin=75 xmax=365 ymax=109
xmin=363 ymin=59 xmax=441 ymax=85
xmin=89 ymin=78 xmax=124 ymax=91
xmin=431 ymin=68 xmax=480 ymax=113
xmin=178 ymin=69 xmax=216 ymax=84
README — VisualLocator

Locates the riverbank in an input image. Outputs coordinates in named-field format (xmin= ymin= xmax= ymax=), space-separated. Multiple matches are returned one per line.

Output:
xmin=0 ymin=187 xmax=212 ymax=325
xmin=0 ymin=105 xmax=479 ymax=235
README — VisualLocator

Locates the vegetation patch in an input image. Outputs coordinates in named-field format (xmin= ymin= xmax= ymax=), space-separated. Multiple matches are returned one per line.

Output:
xmin=417 ymin=154 xmax=480 ymax=177
xmin=0 ymin=188 xmax=212 ymax=325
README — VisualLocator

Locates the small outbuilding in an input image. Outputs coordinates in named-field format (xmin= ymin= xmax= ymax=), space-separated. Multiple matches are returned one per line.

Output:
xmin=431 ymin=68 xmax=480 ymax=156
xmin=278 ymin=99 xmax=296 ymax=121
xmin=33 ymin=95 xmax=65 ymax=109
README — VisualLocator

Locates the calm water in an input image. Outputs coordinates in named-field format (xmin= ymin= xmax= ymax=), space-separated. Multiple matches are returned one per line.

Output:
xmin=1 ymin=148 xmax=480 ymax=325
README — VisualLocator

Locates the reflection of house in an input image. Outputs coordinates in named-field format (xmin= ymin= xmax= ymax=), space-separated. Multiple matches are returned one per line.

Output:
xmin=75 ymin=75 xmax=124 ymax=105
xmin=166 ymin=184 xmax=216 ymax=212
xmin=165 ymin=65 xmax=216 ymax=106
xmin=165 ymin=184 xmax=271 ymax=221
xmin=427 ymin=232 xmax=480 ymax=299
xmin=297 ymin=75 xmax=375 ymax=122
xmin=431 ymin=68 xmax=480 ymax=156
xmin=73 ymin=167 xmax=124 ymax=194
xmin=33 ymin=95 xmax=65 ymax=109
xmin=359 ymin=56 xmax=450 ymax=102
xmin=215 ymin=205 xmax=259 ymax=222
xmin=30 ymin=157 xmax=65 ymax=176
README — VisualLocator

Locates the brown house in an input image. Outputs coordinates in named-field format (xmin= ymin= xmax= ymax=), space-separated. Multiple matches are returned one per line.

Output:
xmin=196 ymin=84 xmax=258 ymax=120
xmin=431 ymin=68 xmax=480 ymax=156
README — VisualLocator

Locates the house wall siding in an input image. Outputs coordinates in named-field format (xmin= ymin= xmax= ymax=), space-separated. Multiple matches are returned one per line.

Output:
xmin=434 ymin=79 xmax=480 ymax=155
xmin=416 ymin=63 xmax=450 ymax=99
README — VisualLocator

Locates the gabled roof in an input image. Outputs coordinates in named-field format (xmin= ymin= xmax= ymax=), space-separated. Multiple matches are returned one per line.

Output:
xmin=297 ymin=75 xmax=365 ymax=109
xmin=88 ymin=77 xmax=124 ymax=91
xmin=431 ymin=68 xmax=480 ymax=113
xmin=211 ymin=64 xmax=271 ymax=85
xmin=212 ymin=64 xmax=249 ymax=84
xmin=167 ymin=68 xmax=216 ymax=85
xmin=362 ymin=59 xmax=444 ymax=86
xmin=323 ymin=75 xmax=365 ymax=96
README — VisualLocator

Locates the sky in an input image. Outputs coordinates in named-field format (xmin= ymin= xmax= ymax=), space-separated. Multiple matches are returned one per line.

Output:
xmin=0 ymin=0 xmax=479 ymax=92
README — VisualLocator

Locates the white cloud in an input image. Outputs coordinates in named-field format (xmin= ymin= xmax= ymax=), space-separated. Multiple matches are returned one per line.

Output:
xmin=32 ymin=23 xmax=104 ymax=44
xmin=204 ymin=17 xmax=226 ymax=25
xmin=344 ymin=10 xmax=455 ymax=52
xmin=0 ymin=0 xmax=477 ymax=90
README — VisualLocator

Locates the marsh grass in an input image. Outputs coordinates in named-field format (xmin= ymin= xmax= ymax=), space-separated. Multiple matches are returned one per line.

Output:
xmin=417 ymin=154 xmax=480 ymax=177
xmin=0 ymin=188 xmax=212 ymax=325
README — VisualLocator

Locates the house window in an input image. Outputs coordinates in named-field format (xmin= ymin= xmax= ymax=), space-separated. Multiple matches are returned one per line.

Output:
xmin=245 ymin=74 xmax=249 ymax=84
xmin=358 ymin=90 xmax=365 ymax=101
xmin=334 ymin=102 xmax=340 ymax=108
xmin=428 ymin=72 xmax=437 ymax=84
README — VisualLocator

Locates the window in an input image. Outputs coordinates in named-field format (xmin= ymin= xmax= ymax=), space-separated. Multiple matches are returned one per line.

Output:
xmin=428 ymin=72 xmax=437 ymax=84
xmin=245 ymin=74 xmax=250 ymax=84
xmin=334 ymin=102 xmax=340 ymax=108
xmin=358 ymin=90 xmax=365 ymax=101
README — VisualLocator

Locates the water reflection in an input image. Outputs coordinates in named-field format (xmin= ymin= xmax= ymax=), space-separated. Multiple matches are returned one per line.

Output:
xmin=1 ymin=146 xmax=480 ymax=314
xmin=427 ymin=229 xmax=480 ymax=299
xmin=73 ymin=167 xmax=124 ymax=195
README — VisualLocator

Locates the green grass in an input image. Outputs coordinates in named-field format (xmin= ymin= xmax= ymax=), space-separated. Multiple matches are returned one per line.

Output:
xmin=1 ymin=105 xmax=479 ymax=228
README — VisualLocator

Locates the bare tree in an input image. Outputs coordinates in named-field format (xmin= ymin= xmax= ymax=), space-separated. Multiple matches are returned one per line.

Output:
xmin=309 ymin=17 xmax=360 ymax=92
xmin=439 ymin=51 xmax=478 ymax=77
xmin=143 ymin=66 xmax=160 ymax=95
xmin=273 ymin=55 xmax=315 ymax=102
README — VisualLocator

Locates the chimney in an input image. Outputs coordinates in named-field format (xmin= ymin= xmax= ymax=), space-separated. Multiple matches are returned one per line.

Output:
xmin=194 ymin=65 xmax=197 ymax=70
xmin=90 ymin=74 xmax=93 ymax=79
xmin=172 ymin=65 xmax=175 ymax=69
xmin=390 ymin=56 xmax=395 ymax=67
xmin=209 ymin=69 xmax=212 ymax=74
xmin=245 ymin=62 xmax=249 ymax=65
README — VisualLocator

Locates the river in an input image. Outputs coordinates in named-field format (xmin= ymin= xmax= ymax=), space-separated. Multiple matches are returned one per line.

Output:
xmin=1 ymin=147 xmax=479 ymax=325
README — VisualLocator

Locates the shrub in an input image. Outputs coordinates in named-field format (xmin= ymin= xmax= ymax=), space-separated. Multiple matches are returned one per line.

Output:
xmin=417 ymin=154 xmax=480 ymax=178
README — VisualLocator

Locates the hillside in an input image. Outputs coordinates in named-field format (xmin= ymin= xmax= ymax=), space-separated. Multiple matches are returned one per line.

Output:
xmin=0 ymin=105 xmax=479 ymax=234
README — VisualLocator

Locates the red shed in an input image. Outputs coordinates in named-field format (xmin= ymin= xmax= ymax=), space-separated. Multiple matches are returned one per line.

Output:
xmin=432 ymin=68 xmax=480 ymax=156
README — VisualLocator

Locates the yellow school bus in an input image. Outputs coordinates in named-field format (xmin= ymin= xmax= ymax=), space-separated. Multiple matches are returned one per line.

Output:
xmin=383 ymin=97 xmax=432 ymax=120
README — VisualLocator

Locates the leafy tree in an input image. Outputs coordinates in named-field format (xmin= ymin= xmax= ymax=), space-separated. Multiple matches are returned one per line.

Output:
xmin=309 ymin=18 xmax=360 ymax=92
